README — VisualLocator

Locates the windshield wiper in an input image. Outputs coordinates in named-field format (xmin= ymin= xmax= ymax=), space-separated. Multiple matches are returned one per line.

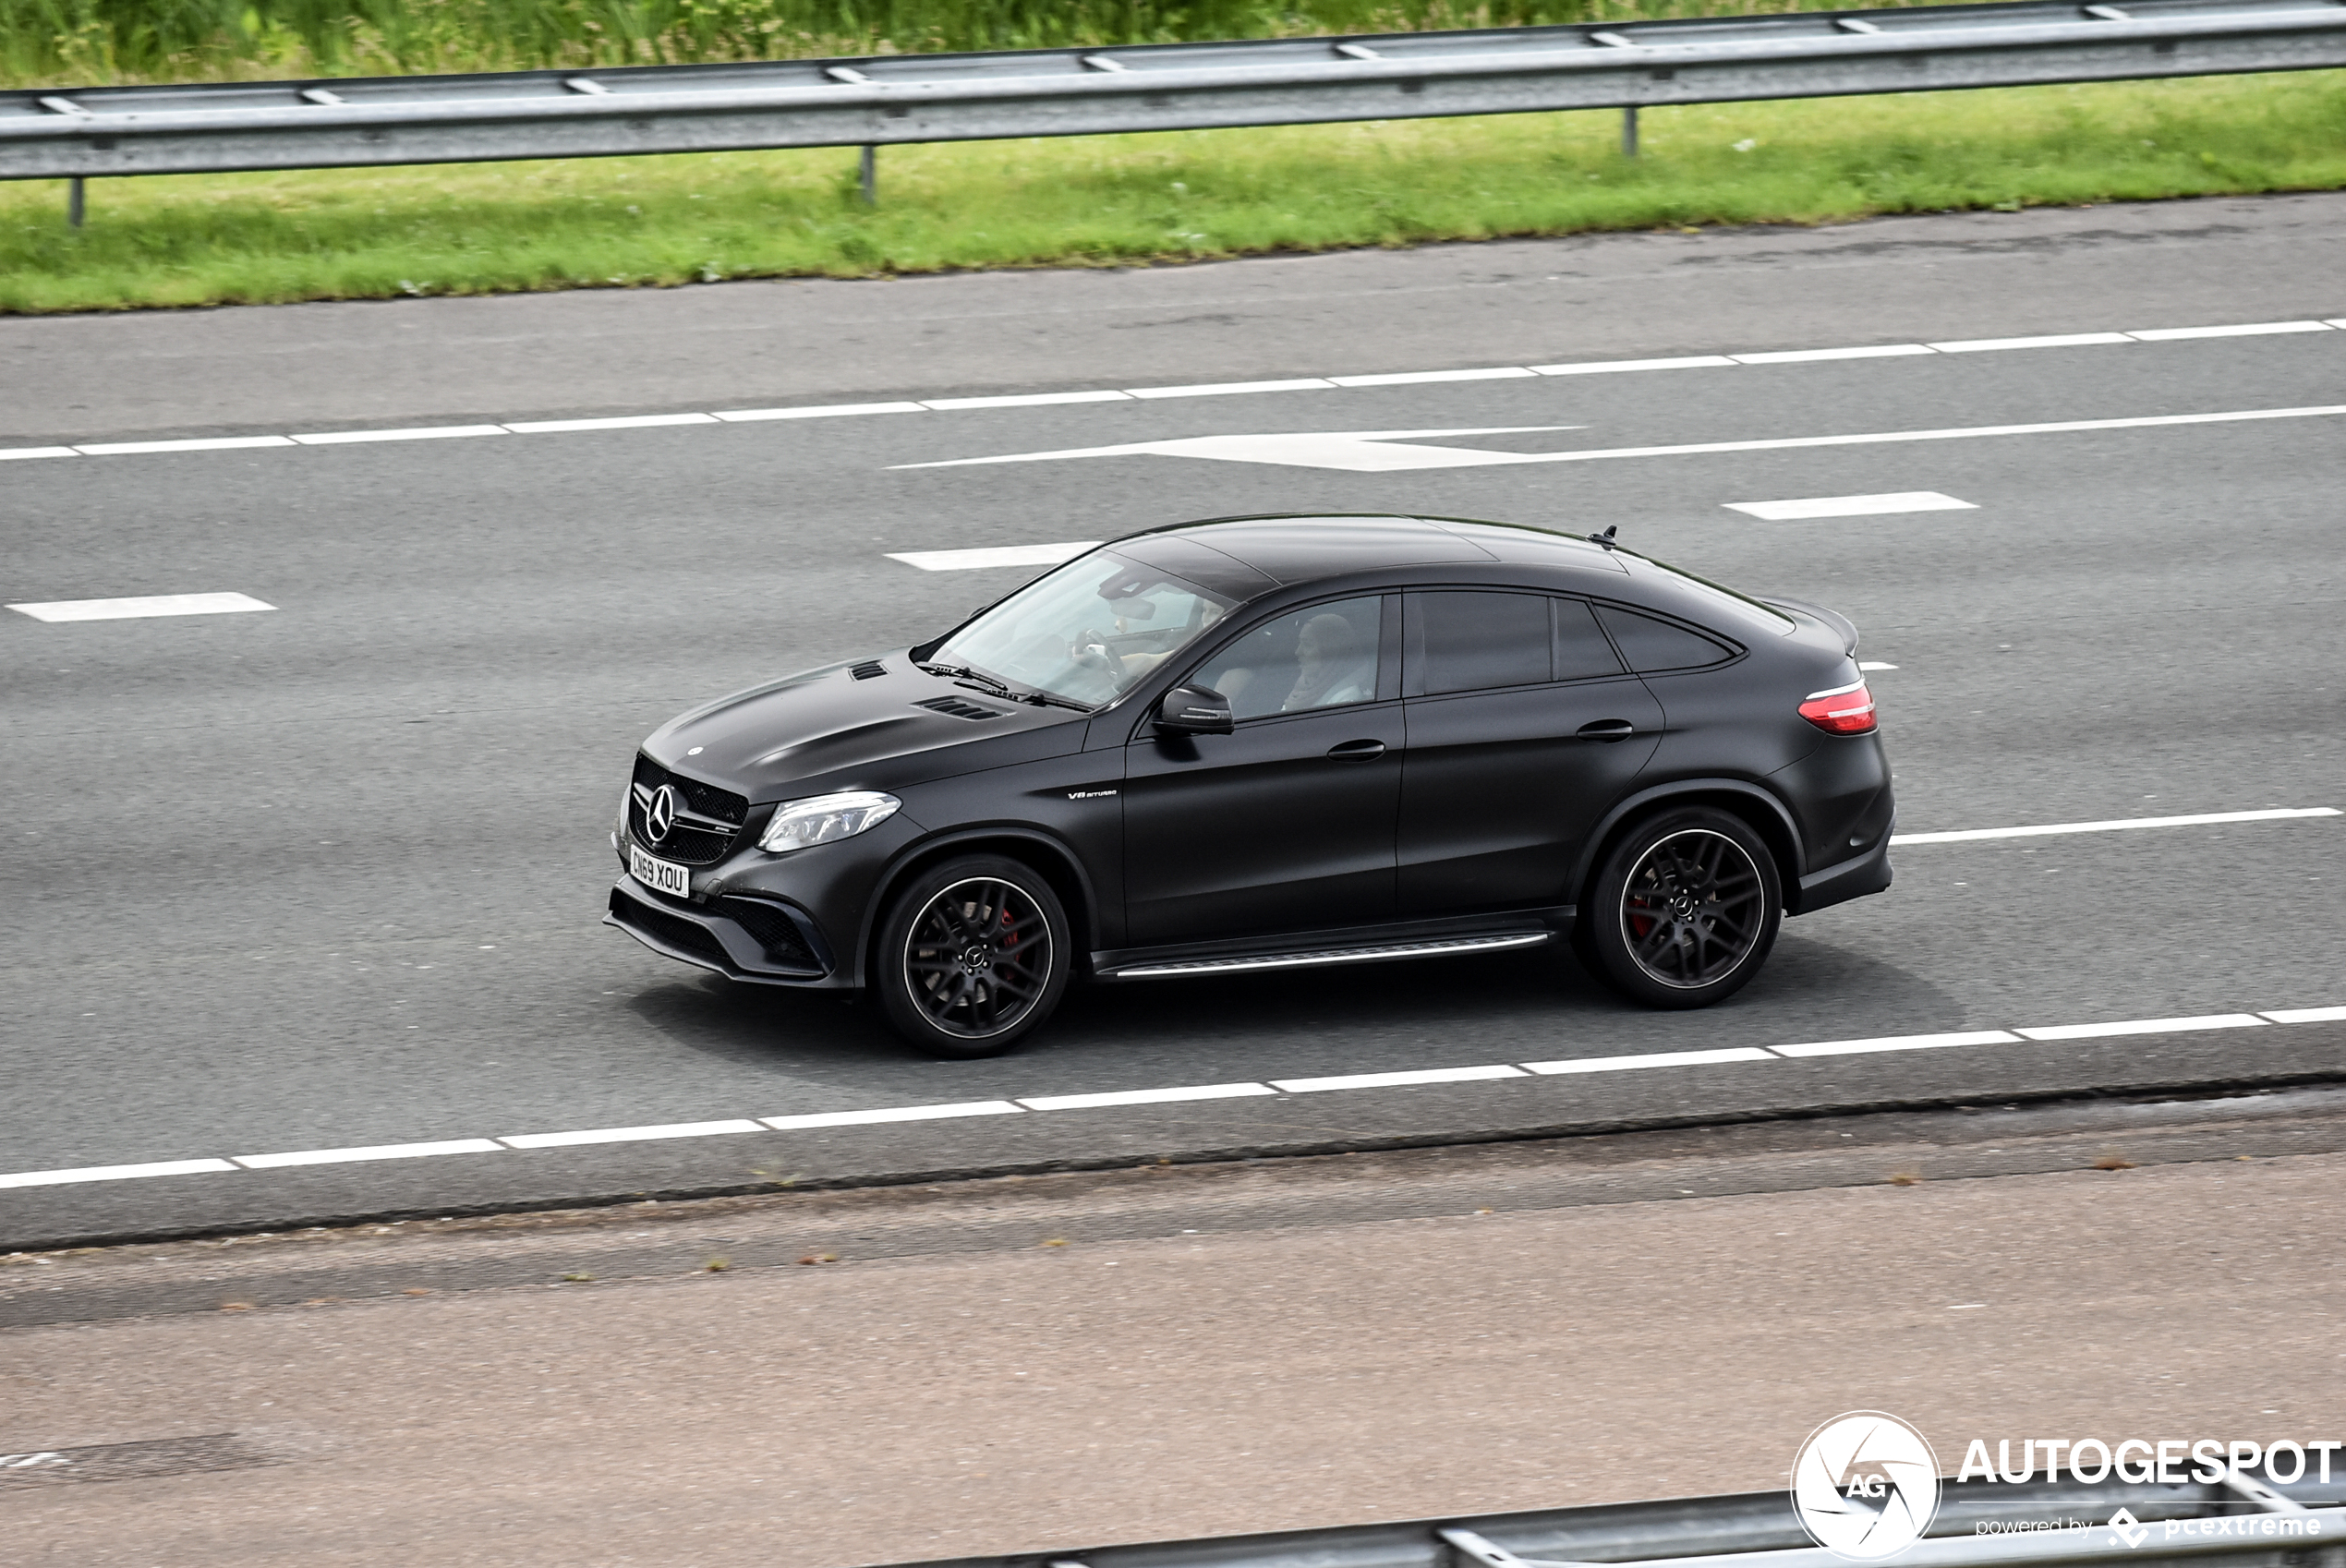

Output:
xmin=917 ymin=660 xmax=1092 ymax=713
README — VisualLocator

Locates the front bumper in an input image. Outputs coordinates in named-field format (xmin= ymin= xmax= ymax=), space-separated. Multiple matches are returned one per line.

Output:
xmin=605 ymin=874 xmax=848 ymax=988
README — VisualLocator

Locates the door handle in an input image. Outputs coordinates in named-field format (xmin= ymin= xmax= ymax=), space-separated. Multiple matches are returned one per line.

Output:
xmin=1325 ymin=739 xmax=1387 ymax=762
xmin=1576 ymin=719 xmax=1636 ymax=742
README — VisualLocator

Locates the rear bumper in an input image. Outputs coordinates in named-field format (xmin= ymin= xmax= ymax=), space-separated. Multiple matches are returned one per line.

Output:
xmin=604 ymin=875 xmax=848 ymax=988
xmin=1792 ymin=833 xmax=1893 ymax=915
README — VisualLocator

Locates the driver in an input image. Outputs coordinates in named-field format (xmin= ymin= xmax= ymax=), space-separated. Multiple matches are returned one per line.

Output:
xmin=1281 ymin=612 xmax=1373 ymax=711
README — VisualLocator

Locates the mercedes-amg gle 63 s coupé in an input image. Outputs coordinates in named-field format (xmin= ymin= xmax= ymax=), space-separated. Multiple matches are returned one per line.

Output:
xmin=607 ymin=514 xmax=1892 ymax=1057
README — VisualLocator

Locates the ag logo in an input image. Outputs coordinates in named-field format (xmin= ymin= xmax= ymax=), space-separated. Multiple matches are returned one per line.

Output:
xmin=1791 ymin=1412 xmax=1941 ymax=1561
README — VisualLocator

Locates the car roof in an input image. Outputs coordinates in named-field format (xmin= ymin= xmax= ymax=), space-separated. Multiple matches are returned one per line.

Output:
xmin=1112 ymin=513 xmax=1628 ymax=590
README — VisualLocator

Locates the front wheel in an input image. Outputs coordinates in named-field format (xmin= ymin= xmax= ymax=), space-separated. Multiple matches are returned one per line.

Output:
xmin=1585 ymin=806 xmax=1781 ymax=1009
xmin=875 ymin=856 xmax=1071 ymax=1058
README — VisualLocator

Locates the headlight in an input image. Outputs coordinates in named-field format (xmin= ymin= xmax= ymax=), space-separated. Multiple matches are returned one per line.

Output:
xmin=757 ymin=790 xmax=901 ymax=854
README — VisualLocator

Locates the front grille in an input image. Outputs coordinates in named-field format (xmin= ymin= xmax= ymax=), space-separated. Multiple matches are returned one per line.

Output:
xmin=630 ymin=755 xmax=748 ymax=866
xmin=610 ymin=888 xmax=732 ymax=970
xmin=714 ymin=897 xmax=822 ymax=972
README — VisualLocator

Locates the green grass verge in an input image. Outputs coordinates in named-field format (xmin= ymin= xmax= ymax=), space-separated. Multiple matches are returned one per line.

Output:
xmin=4 ymin=71 xmax=2342 ymax=315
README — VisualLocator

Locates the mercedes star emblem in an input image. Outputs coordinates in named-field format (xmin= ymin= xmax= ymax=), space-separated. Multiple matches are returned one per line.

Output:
xmin=645 ymin=784 xmax=680 ymax=844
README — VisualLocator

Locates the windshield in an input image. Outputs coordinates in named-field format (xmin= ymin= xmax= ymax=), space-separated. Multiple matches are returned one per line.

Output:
xmin=930 ymin=550 xmax=1240 ymax=707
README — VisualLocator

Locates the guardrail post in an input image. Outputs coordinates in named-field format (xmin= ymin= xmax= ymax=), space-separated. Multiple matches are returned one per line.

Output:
xmin=68 ymin=175 xmax=85 ymax=227
xmin=1622 ymin=105 xmax=1639 ymax=158
xmin=859 ymin=144 xmax=877 ymax=206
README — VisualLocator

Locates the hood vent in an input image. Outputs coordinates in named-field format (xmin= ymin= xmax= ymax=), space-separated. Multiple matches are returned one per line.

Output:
xmin=849 ymin=659 xmax=887 ymax=680
xmin=914 ymin=694 xmax=1006 ymax=722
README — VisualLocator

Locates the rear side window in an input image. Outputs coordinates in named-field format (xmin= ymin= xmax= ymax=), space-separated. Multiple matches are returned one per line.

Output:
xmin=1414 ymin=591 xmax=1552 ymax=694
xmin=1596 ymin=605 xmax=1734 ymax=672
xmin=1554 ymin=598 xmax=1626 ymax=681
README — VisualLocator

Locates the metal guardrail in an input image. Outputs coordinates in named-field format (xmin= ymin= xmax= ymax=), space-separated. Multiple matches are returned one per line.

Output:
xmin=885 ymin=1474 xmax=2346 ymax=1568
xmin=4 ymin=0 xmax=2346 ymax=188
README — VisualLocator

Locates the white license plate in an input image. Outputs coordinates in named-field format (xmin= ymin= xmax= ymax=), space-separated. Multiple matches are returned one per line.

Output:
xmin=629 ymin=843 xmax=692 ymax=899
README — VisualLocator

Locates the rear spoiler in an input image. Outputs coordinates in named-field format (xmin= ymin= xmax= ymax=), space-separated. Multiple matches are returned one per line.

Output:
xmin=1760 ymin=597 xmax=1859 ymax=657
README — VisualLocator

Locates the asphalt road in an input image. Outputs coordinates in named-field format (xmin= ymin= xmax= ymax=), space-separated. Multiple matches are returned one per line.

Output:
xmin=6 ymin=1107 xmax=2343 ymax=1567
xmin=4 ymin=194 xmax=2342 ymax=1248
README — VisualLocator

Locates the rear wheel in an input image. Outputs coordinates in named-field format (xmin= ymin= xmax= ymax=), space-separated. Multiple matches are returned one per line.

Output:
xmin=1586 ymin=806 xmax=1781 ymax=1009
xmin=876 ymin=855 xmax=1071 ymax=1058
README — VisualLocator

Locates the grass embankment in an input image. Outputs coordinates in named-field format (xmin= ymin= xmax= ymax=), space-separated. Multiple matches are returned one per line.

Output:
xmin=3 ymin=72 xmax=2343 ymax=312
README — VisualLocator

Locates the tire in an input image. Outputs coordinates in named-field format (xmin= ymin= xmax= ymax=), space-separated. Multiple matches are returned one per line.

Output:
xmin=875 ymin=855 xmax=1072 ymax=1058
xmin=1585 ymin=806 xmax=1782 ymax=1009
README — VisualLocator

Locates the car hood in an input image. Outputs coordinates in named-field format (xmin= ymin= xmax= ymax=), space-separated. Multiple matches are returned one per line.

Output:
xmin=642 ymin=653 xmax=1090 ymax=803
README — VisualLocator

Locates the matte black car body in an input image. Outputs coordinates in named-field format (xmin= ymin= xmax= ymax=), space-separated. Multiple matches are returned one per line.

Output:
xmin=606 ymin=515 xmax=1892 ymax=1035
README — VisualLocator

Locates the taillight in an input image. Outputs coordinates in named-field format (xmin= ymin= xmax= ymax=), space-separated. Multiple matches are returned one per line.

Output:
xmin=1799 ymin=679 xmax=1877 ymax=735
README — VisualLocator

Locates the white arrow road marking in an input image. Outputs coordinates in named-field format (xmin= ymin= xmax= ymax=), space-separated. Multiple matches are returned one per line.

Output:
xmin=892 ymin=404 xmax=2346 ymax=474
xmin=893 ymin=427 xmax=1583 ymax=473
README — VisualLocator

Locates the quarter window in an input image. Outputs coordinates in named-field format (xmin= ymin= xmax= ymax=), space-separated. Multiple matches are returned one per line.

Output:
xmin=1595 ymin=605 xmax=1734 ymax=671
xmin=1413 ymin=591 xmax=1552 ymax=694
xmin=1191 ymin=596 xmax=1385 ymax=721
xmin=1554 ymin=597 xmax=1626 ymax=681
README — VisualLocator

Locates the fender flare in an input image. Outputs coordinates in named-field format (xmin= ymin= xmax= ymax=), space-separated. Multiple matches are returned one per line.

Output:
xmin=853 ymin=826 xmax=1104 ymax=989
xmin=1569 ymin=778 xmax=1808 ymax=912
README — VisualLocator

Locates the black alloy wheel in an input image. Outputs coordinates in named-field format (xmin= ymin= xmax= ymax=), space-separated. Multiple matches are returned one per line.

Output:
xmin=876 ymin=855 xmax=1071 ymax=1057
xmin=1585 ymin=806 xmax=1781 ymax=1008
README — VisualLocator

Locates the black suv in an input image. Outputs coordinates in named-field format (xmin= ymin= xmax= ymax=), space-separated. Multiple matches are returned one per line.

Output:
xmin=608 ymin=515 xmax=1892 ymax=1056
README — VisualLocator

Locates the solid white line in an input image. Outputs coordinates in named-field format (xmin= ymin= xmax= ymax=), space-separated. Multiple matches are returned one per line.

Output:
xmin=1770 ymin=1030 xmax=2020 ymax=1059
xmin=922 ymin=390 xmax=1131 ymax=410
xmin=2126 ymin=321 xmax=2332 ymax=341
xmin=6 ymin=1001 xmax=2343 ymax=1193
xmin=8 ymin=592 xmax=275 ymax=623
xmin=232 ymin=1138 xmax=503 ymax=1169
xmin=1731 ymin=344 xmax=1934 ymax=364
xmin=1125 ymin=378 xmax=1337 ymax=399
xmin=288 ymin=425 xmax=507 ymax=446
xmin=711 ymin=402 xmax=926 ymax=422
xmin=497 ymin=1118 xmax=764 ymax=1149
xmin=1530 ymin=356 xmax=1738 ymax=375
xmin=887 ymin=541 xmax=1100 ymax=571
xmin=1891 ymin=807 xmax=2339 ymax=845
xmin=0 ymin=1158 xmax=237 ymax=1190
xmin=1019 ymin=1083 xmax=1276 ymax=1111
xmin=1521 ymin=1046 xmax=1774 ymax=1074
xmin=29 ymin=316 xmax=2346 ymax=463
xmin=1269 ymin=1065 xmax=1525 ymax=1092
xmin=1327 ymin=367 xmax=1539 ymax=387
xmin=1858 ymin=661 xmax=1899 ymax=671
xmin=2014 ymin=1014 xmax=2268 ymax=1042
xmin=760 ymin=1101 xmax=1023 ymax=1129
xmin=1726 ymin=491 xmax=1976 ymax=521
xmin=503 ymin=413 xmax=718 ymax=433
xmin=74 ymin=435 xmax=296 ymax=455
xmin=1929 ymin=332 xmax=2134 ymax=353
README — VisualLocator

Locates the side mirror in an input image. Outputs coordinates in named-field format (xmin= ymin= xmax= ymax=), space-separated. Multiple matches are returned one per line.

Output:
xmin=1155 ymin=683 xmax=1234 ymax=735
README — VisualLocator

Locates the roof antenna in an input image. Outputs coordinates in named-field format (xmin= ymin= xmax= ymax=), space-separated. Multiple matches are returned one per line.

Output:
xmin=1588 ymin=525 xmax=1619 ymax=550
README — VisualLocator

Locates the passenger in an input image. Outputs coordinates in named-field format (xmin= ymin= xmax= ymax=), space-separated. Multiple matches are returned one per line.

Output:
xmin=1283 ymin=612 xmax=1373 ymax=710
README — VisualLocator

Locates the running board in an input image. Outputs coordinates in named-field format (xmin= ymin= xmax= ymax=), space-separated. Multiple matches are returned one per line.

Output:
xmin=1105 ymin=931 xmax=1550 ymax=980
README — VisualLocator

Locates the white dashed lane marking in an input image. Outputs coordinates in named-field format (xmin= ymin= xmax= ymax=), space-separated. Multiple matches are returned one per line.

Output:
xmin=4 ymin=316 xmax=2337 ymax=464
xmin=1724 ymin=491 xmax=1977 ymax=521
xmin=1889 ymin=807 xmax=2339 ymax=846
xmin=2 ymin=1004 xmax=2337 ymax=1193
xmin=7 ymin=592 xmax=274 ymax=623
